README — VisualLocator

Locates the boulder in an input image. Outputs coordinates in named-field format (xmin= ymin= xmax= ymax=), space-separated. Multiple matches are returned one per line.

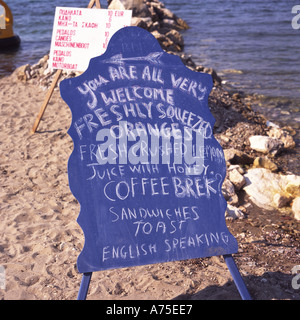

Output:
xmin=292 ymin=197 xmax=300 ymax=221
xmin=110 ymin=0 xmax=189 ymax=30
xmin=244 ymin=168 xmax=300 ymax=212
xmin=175 ymin=17 xmax=189 ymax=30
xmin=131 ymin=16 xmax=153 ymax=29
xmin=165 ymin=29 xmax=184 ymax=48
xmin=222 ymin=179 xmax=239 ymax=205
xmin=154 ymin=7 xmax=175 ymax=20
xmin=150 ymin=30 xmax=177 ymax=51
xmin=109 ymin=0 xmax=151 ymax=17
xmin=249 ymin=135 xmax=284 ymax=156
xmin=228 ymin=168 xmax=246 ymax=191
xmin=267 ymin=127 xmax=295 ymax=149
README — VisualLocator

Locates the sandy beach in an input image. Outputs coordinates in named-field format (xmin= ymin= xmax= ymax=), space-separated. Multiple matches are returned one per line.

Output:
xmin=0 ymin=0 xmax=300 ymax=301
xmin=0 ymin=69 xmax=299 ymax=300
xmin=1 ymin=75 xmax=236 ymax=300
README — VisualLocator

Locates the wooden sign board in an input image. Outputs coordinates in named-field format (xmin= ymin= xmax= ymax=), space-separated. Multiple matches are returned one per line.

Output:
xmin=49 ymin=7 xmax=132 ymax=72
xmin=60 ymin=26 xmax=239 ymax=275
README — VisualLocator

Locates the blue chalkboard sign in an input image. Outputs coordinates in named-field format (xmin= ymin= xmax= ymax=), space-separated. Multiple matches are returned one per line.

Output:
xmin=60 ymin=26 xmax=238 ymax=274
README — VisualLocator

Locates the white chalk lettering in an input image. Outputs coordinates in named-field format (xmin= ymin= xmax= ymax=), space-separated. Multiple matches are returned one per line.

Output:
xmin=102 ymin=243 xmax=157 ymax=262
xmin=170 ymin=73 xmax=207 ymax=101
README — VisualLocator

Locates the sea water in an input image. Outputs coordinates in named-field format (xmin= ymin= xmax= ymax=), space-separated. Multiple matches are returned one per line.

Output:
xmin=1 ymin=0 xmax=299 ymax=131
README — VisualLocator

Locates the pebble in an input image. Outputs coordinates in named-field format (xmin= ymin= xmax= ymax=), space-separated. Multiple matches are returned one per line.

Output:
xmin=222 ymin=179 xmax=239 ymax=205
xmin=226 ymin=204 xmax=245 ymax=219
xmin=228 ymin=168 xmax=246 ymax=191
xmin=252 ymin=156 xmax=278 ymax=172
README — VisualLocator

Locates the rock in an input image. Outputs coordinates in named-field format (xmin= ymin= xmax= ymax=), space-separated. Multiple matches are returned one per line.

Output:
xmin=232 ymin=93 xmax=241 ymax=100
xmin=155 ymin=7 xmax=175 ymax=20
xmin=228 ymin=164 xmax=244 ymax=174
xmin=252 ymin=157 xmax=278 ymax=172
xmin=13 ymin=64 xmax=31 ymax=82
xmin=37 ymin=54 xmax=49 ymax=67
xmin=222 ymin=179 xmax=239 ymax=205
xmin=179 ymin=53 xmax=197 ymax=68
xmin=224 ymin=148 xmax=254 ymax=165
xmin=239 ymin=202 xmax=252 ymax=214
xmin=12 ymin=0 xmax=192 ymax=90
xmin=161 ymin=18 xmax=177 ymax=29
xmin=228 ymin=168 xmax=246 ymax=191
xmin=149 ymin=21 xmax=160 ymax=31
xmin=131 ymin=16 xmax=153 ymax=29
xmin=244 ymin=168 xmax=300 ymax=212
xmin=175 ymin=17 xmax=189 ymax=30
xmin=107 ymin=0 xmax=125 ymax=10
xmin=165 ymin=29 xmax=184 ymax=48
xmin=150 ymin=29 xmax=183 ymax=52
xmin=292 ymin=197 xmax=300 ymax=221
xmin=147 ymin=5 xmax=159 ymax=22
xmin=285 ymin=181 xmax=300 ymax=197
xmin=203 ymin=67 xmax=221 ymax=84
xmin=267 ymin=127 xmax=295 ymax=149
xmin=273 ymin=193 xmax=292 ymax=208
xmin=226 ymin=204 xmax=245 ymax=219
xmin=249 ymin=135 xmax=284 ymax=156
xmin=109 ymin=0 xmax=151 ymax=17
xmin=110 ymin=0 xmax=189 ymax=30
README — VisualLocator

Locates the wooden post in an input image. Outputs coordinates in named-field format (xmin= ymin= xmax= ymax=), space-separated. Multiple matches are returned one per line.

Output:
xmin=30 ymin=69 xmax=62 ymax=134
xmin=88 ymin=0 xmax=101 ymax=8
xmin=30 ymin=0 xmax=101 ymax=134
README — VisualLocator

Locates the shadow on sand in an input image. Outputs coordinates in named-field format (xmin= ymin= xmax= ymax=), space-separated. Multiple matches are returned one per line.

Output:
xmin=174 ymin=271 xmax=299 ymax=300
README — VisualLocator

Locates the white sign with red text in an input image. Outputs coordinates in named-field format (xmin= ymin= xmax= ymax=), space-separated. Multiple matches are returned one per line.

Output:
xmin=49 ymin=7 xmax=132 ymax=72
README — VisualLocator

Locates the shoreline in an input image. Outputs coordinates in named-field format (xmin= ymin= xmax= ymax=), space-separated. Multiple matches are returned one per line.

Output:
xmin=0 ymin=0 xmax=299 ymax=300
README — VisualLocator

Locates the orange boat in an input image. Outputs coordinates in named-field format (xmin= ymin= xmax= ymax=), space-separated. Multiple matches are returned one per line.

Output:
xmin=0 ymin=0 xmax=20 ymax=50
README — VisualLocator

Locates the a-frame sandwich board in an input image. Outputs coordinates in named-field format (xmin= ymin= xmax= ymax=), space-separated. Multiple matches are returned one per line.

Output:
xmin=60 ymin=26 xmax=252 ymax=301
